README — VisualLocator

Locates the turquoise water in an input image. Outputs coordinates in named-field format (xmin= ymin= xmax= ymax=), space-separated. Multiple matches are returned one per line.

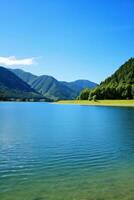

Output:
xmin=0 ymin=103 xmax=134 ymax=200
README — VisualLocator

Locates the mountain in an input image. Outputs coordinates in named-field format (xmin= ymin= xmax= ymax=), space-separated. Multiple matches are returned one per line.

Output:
xmin=11 ymin=69 xmax=97 ymax=100
xmin=61 ymin=80 xmax=97 ymax=96
xmin=81 ymin=58 xmax=134 ymax=100
xmin=11 ymin=69 xmax=75 ymax=100
xmin=0 ymin=66 xmax=44 ymax=101
xmin=30 ymin=75 xmax=76 ymax=100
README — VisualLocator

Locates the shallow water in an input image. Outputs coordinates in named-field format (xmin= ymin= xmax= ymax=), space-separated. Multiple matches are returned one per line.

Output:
xmin=0 ymin=102 xmax=134 ymax=200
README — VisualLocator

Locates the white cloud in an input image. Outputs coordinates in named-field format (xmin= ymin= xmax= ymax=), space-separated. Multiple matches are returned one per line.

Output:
xmin=0 ymin=56 xmax=35 ymax=66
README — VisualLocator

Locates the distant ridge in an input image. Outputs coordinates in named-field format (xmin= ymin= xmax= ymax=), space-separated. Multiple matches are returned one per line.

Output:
xmin=11 ymin=69 xmax=97 ymax=101
xmin=61 ymin=80 xmax=97 ymax=95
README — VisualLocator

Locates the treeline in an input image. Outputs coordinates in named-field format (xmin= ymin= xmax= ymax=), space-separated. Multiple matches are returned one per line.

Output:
xmin=78 ymin=58 xmax=134 ymax=100
xmin=78 ymin=84 xmax=134 ymax=100
xmin=0 ymin=97 xmax=52 ymax=102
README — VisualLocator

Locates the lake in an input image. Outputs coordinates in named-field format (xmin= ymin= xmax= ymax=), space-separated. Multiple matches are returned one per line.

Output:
xmin=0 ymin=103 xmax=134 ymax=200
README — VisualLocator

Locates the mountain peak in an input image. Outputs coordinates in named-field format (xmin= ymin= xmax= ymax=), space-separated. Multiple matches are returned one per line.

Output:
xmin=11 ymin=68 xmax=97 ymax=101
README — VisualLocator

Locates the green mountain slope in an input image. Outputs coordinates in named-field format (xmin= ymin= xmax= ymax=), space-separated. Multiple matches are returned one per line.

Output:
xmin=12 ymin=69 xmax=97 ymax=100
xmin=11 ymin=69 xmax=37 ymax=84
xmin=31 ymin=75 xmax=75 ymax=100
xmin=89 ymin=58 xmax=134 ymax=99
xmin=0 ymin=66 xmax=44 ymax=101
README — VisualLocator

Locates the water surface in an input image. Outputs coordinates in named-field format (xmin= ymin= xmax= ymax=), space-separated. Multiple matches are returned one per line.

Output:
xmin=0 ymin=103 xmax=134 ymax=200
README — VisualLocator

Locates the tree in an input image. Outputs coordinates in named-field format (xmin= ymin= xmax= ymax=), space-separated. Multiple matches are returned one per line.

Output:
xmin=92 ymin=95 xmax=97 ymax=101
xmin=79 ymin=88 xmax=90 ymax=100
xmin=131 ymin=85 xmax=134 ymax=99
xmin=88 ymin=93 xmax=92 ymax=101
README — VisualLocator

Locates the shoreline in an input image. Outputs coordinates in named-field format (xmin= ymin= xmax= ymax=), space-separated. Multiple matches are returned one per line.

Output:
xmin=56 ymin=100 xmax=134 ymax=107
xmin=0 ymin=100 xmax=134 ymax=107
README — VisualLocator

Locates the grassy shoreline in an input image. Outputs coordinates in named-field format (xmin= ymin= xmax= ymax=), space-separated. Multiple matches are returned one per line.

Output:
xmin=56 ymin=100 xmax=134 ymax=107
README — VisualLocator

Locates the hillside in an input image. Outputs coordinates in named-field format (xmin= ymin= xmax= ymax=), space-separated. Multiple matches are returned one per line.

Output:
xmin=11 ymin=69 xmax=97 ymax=101
xmin=11 ymin=69 xmax=37 ymax=84
xmin=80 ymin=58 xmax=134 ymax=100
xmin=0 ymin=67 xmax=44 ymax=101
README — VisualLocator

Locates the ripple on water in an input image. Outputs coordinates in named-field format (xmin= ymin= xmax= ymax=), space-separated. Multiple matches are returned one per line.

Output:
xmin=0 ymin=103 xmax=134 ymax=200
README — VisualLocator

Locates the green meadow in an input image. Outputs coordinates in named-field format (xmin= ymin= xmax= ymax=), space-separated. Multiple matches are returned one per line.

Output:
xmin=57 ymin=100 xmax=134 ymax=107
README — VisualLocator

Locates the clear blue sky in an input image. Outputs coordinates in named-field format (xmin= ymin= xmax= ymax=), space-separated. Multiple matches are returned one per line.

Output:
xmin=0 ymin=0 xmax=134 ymax=83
